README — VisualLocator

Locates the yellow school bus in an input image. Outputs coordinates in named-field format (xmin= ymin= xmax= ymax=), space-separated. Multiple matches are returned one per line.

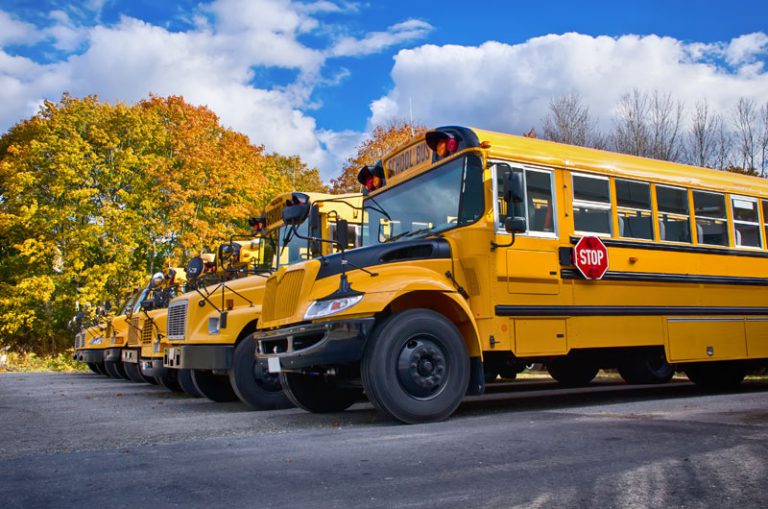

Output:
xmin=255 ymin=125 xmax=768 ymax=423
xmin=164 ymin=192 xmax=362 ymax=408
xmin=73 ymin=316 xmax=108 ymax=375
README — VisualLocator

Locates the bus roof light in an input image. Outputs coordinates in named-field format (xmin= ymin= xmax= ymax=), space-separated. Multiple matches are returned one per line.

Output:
xmin=357 ymin=162 xmax=385 ymax=195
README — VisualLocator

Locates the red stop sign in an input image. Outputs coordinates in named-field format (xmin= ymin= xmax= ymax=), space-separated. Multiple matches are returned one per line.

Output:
xmin=574 ymin=236 xmax=609 ymax=280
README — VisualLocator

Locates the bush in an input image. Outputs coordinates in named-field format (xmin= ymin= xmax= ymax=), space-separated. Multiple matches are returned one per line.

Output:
xmin=0 ymin=351 xmax=87 ymax=373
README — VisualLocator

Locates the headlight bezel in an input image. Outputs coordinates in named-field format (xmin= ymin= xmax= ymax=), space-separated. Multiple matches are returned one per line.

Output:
xmin=304 ymin=295 xmax=363 ymax=320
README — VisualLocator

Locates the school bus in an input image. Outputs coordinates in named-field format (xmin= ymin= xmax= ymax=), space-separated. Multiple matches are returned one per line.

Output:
xmin=73 ymin=316 xmax=108 ymax=375
xmin=255 ymin=125 xmax=768 ymax=423
xmin=164 ymin=192 xmax=362 ymax=408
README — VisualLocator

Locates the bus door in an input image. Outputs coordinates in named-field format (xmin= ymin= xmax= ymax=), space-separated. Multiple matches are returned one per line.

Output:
xmin=494 ymin=163 xmax=566 ymax=355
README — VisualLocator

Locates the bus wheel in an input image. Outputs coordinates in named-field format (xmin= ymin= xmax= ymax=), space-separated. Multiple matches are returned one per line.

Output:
xmin=104 ymin=361 xmax=127 ymax=379
xmin=684 ymin=362 xmax=747 ymax=391
xmin=618 ymin=351 xmax=675 ymax=384
xmin=546 ymin=358 xmax=598 ymax=387
xmin=192 ymin=369 xmax=239 ymax=402
xmin=86 ymin=362 xmax=101 ymax=374
xmin=177 ymin=369 xmax=201 ymax=397
xmin=279 ymin=372 xmax=360 ymax=413
xmin=361 ymin=309 xmax=470 ymax=424
xmin=138 ymin=363 xmax=158 ymax=385
xmin=155 ymin=370 xmax=183 ymax=392
xmin=230 ymin=336 xmax=292 ymax=410
xmin=94 ymin=362 xmax=108 ymax=376
xmin=123 ymin=362 xmax=146 ymax=383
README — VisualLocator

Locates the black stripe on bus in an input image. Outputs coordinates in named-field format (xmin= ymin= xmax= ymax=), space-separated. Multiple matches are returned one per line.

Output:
xmin=559 ymin=269 xmax=768 ymax=286
xmin=495 ymin=306 xmax=768 ymax=317
xmin=567 ymin=236 xmax=768 ymax=259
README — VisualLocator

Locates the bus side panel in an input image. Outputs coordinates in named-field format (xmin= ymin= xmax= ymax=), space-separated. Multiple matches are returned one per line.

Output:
xmin=514 ymin=318 xmax=567 ymax=355
xmin=565 ymin=316 xmax=664 ymax=350
xmin=667 ymin=318 xmax=747 ymax=362
xmin=745 ymin=319 xmax=768 ymax=358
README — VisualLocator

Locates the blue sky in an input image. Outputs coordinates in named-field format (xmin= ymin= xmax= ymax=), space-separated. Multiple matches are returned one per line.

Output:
xmin=1 ymin=0 xmax=767 ymax=179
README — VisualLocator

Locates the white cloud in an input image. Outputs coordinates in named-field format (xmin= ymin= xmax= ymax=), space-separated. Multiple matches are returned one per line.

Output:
xmin=726 ymin=32 xmax=768 ymax=66
xmin=328 ymin=19 xmax=433 ymax=57
xmin=370 ymin=33 xmax=768 ymax=137
xmin=0 ymin=11 xmax=42 ymax=46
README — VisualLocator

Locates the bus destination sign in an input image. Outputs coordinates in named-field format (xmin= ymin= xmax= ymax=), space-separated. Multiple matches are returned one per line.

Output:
xmin=385 ymin=141 xmax=433 ymax=178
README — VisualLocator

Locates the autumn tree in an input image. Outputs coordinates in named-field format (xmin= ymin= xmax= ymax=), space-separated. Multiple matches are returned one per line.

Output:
xmin=0 ymin=94 xmax=312 ymax=354
xmin=612 ymin=89 xmax=684 ymax=162
xmin=330 ymin=120 xmax=427 ymax=193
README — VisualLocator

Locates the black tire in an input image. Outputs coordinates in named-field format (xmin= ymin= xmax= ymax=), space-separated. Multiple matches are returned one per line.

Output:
xmin=361 ymin=309 xmax=470 ymax=424
xmin=280 ymin=372 xmax=361 ymax=413
xmin=684 ymin=361 xmax=747 ymax=391
xmin=104 ymin=360 xmax=127 ymax=379
xmin=86 ymin=362 xmax=100 ymax=374
xmin=192 ymin=369 xmax=239 ymax=402
xmin=94 ymin=362 xmax=108 ymax=376
xmin=138 ymin=362 xmax=159 ymax=385
xmin=618 ymin=351 xmax=675 ymax=384
xmin=177 ymin=369 xmax=201 ymax=397
xmin=229 ymin=337 xmax=292 ymax=410
xmin=155 ymin=369 xmax=184 ymax=393
xmin=123 ymin=362 xmax=146 ymax=383
xmin=547 ymin=358 xmax=599 ymax=387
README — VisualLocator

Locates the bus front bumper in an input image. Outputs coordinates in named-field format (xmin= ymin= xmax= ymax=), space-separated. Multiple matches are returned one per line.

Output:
xmin=103 ymin=348 xmax=122 ymax=363
xmin=79 ymin=349 xmax=105 ymax=364
xmin=163 ymin=345 xmax=233 ymax=371
xmin=255 ymin=318 xmax=376 ymax=373
xmin=139 ymin=358 xmax=168 ymax=378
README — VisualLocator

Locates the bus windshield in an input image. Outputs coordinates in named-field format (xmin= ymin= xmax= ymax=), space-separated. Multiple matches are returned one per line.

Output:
xmin=363 ymin=154 xmax=484 ymax=246
xmin=260 ymin=220 xmax=311 ymax=269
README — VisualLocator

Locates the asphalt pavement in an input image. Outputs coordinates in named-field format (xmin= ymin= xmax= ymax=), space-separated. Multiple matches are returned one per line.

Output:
xmin=1 ymin=372 xmax=766 ymax=508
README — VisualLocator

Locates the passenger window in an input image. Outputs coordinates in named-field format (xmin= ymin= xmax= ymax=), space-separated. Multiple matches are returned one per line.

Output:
xmin=572 ymin=174 xmax=611 ymax=235
xmin=615 ymin=179 xmax=653 ymax=240
xmin=732 ymin=197 xmax=761 ymax=248
xmin=525 ymin=169 xmax=555 ymax=233
xmin=656 ymin=186 xmax=691 ymax=243
xmin=693 ymin=191 xmax=728 ymax=246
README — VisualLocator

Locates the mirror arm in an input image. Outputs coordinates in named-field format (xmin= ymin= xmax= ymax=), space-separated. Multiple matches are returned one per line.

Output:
xmin=491 ymin=233 xmax=516 ymax=251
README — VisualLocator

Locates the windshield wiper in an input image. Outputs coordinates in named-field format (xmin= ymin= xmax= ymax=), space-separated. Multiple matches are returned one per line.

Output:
xmin=383 ymin=227 xmax=434 ymax=243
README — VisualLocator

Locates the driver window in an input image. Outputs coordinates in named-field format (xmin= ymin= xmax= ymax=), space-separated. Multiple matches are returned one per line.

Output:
xmin=496 ymin=165 xmax=556 ymax=235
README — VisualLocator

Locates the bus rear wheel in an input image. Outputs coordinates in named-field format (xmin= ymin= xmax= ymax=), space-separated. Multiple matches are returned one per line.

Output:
xmin=192 ymin=369 xmax=239 ymax=402
xmin=104 ymin=360 xmax=127 ymax=379
xmin=177 ymin=369 xmax=201 ymax=397
xmin=618 ymin=350 xmax=675 ymax=384
xmin=230 ymin=336 xmax=292 ymax=410
xmin=361 ymin=309 xmax=470 ymax=424
xmin=138 ymin=362 xmax=158 ymax=384
xmin=547 ymin=358 xmax=599 ymax=387
xmin=279 ymin=372 xmax=360 ymax=413
xmin=684 ymin=361 xmax=747 ymax=391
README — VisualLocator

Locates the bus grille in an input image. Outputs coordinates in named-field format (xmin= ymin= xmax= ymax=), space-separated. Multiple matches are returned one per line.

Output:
xmin=167 ymin=300 xmax=188 ymax=340
xmin=127 ymin=317 xmax=140 ymax=345
xmin=262 ymin=270 xmax=304 ymax=322
xmin=141 ymin=322 xmax=153 ymax=345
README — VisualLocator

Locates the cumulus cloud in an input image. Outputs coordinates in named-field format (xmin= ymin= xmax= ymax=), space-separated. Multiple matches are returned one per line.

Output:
xmin=370 ymin=33 xmax=768 ymax=137
xmin=0 ymin=0 xmax=432 ymax=180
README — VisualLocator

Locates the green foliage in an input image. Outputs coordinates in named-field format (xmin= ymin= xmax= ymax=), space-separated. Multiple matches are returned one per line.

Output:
xmin=0 ymin=94 xmax=319 ymax=354
xmin=0 ymin=351 xmax=87 ymax=373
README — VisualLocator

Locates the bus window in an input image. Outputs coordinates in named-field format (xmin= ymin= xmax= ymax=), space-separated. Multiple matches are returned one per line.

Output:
xmin=656 ymin=185 xmax=691 ymax=243
xmin=525 ymin=169 xmax=555 ymax=234
xmin=732 ymin=196 xmax=761 ymax=248
xmin=616 ymin=179 xmax=653 ymax=240
xmin=572 ymin=173 xmax=611 ymax=235
xmin=693 ymin=191 xmax=728 ymax=246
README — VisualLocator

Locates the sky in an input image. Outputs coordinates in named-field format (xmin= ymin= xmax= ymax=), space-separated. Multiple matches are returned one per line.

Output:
xmin=1 ymin=0 xmax=767 ymax=181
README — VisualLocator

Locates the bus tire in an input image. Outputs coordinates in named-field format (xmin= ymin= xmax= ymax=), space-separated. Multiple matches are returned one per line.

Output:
xmin=138 ymin=362 xmax=158 ymax=385
xmin=123 ymin=362 xmax=146 ymax=383
xmin=230 ymin=337 xmax=292 ymax=410
xmin=86 ymin=362 xmax=101 ymax=374
xmin=94 ymin=362 xmax=108 ymax=376
xmin=684 ymin=361 xmax=747 ymax=391
xmin=177 ymin=369 xmax=201 ymax=397
xmin=279 ymin=372 xmax=360 ymax=413
xmin=618 ymin=351 xmax=675 ymax=385
xmin=192 ymin=369 xmax=239 ymax=402
xmin=104 ymin=360 xmax=127 ymax=379
xmin=361 ymin=309 xmax=470 ymax=424
xmin=155 ymin=369 xmax=183 ymax=392
xmin=546 ymin=358 xmax=598 ymax=387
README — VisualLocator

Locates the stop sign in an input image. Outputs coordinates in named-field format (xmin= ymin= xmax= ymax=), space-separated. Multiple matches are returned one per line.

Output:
xmin=574 ymin=236 xmax=609 ymax=280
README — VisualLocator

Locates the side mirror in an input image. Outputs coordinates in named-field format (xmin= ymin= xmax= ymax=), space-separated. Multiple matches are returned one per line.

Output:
xmin=150 ymin=271 xmax=164 ymax=288
xmin=334 ymin=219 xmax=349 ymax=249
xmin=502 ymin=169 xmax=525 ymax=204
xmin=186 ymin=256 xmax=204 ymax=279
xmin=141 ymin=299 xmax=156 ymax=312
xmin=282 ymin=193 xmax=311 ymax=226
xmin=504 ymin=216 xmax=527 ymax=234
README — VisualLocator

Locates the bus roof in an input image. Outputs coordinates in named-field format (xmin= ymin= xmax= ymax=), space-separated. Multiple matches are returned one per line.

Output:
xmin=383 ymin=126 xmax=768 ymax=198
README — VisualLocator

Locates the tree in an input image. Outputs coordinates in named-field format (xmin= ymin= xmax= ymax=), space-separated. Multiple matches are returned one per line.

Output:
xmin=0 ymin=94 xmax=311 ymax=354
xmin=734 ymin=97 xmax=758 ymax=173
xmin=330 ymin=120 xmax=427 ymax=193
xmin=685 ymin=99 xmax=730 ymax=168
xmin=542 ymin=93 xmax=605 ymax=148
xmin=612 ymin=89 xmax=683 ymax=162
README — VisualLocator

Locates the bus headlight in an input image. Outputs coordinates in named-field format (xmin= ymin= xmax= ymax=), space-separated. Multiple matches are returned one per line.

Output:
xmin=90 ymin=336 xmax=104 ymax=345
xmin=304 ymin=295 xmax=363 ymax=320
